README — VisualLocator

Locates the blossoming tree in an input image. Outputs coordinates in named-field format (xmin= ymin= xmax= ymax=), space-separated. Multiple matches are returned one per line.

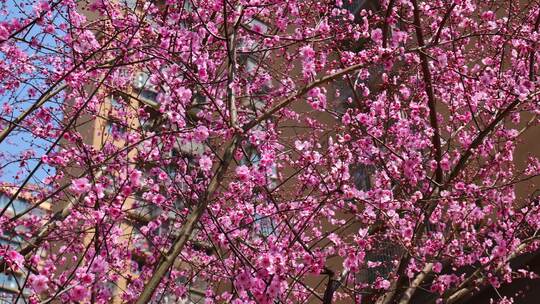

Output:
xmin=1 ymin=0 xmax=540 ymax=303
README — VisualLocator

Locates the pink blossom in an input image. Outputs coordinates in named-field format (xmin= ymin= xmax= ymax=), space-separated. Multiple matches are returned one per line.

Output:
xmin=437 ymin=54 xmax=448 ymax=67
xmin=400 ymin=86 xmax=411 ymax=99
xmin=343 ymin=253 xmax=359 ymax=272
xmin=79 ymin=273 xmax=94 ymax=284
xmin=299 ymin=45 xmax=316 ymax=79
xmin=0 ymin=24 xmax=9 ymax=40
xmin=198 ymin=67 xmax=208 ymax=80
xmin=71 ymin=177 xmax=91 ymax=194
xmin=371 ymin=28 xmax=383 ymax=45
xmin=1 ymin=2 xmax=540 ymax=303
xmin=129 ymin=170 xmax=142 ymax=188
xmin=90 ymin=256 xmax=108 ymax=274
xmin=235 ymin=271 xmax=252 ymax=290
xmin=402 ymin=227 xmax=413 ymax=239
xmin=30 ymin=274 xmax=49 ymax=293
xmin=299 ymin=46 xmax=315 ymax=59
xmin=236 ymin=165 xmax=250 ymax=182
xmin=375 ymin=279 xmax=391 ymax=290
xmin=307 ymin=87 xmax=327 ymax=110
xmin=158 ymin=170 xmax=168 ymax=180
xmin=367 ymin=261 xmax=382 ymax=268
xmin=433 ymin=262 xmax=443 ymax=273
xmin=94 ymin=183 xmax=105 ymax=199
xmin=70 ymin=285 xmax=89 ymax=302
xmin=294 ymin=140 xmax=310 ymax=151
xmin=35 ymin=1 xmax=51 ymax=14
xmin=1 ymin=249 xmax=24 ymax=270
xmin=194 ymin=125 xmax=209 ymax=142
xmin=199 ymin=155 xmax=213 ymax=171
xmin=153 ymin=194 xmax=166 ymax=205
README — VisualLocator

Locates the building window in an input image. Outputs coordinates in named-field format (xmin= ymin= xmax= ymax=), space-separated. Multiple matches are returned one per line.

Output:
xmin=342 ymin=0 xmax=381 ymax=20
xmin=246 ymin=18 xmax=269 ymax=35
xmin=240 ymin=144 xmax=261 ymax=166
xmin=254 ymin=213 xmax=274 ymax=238
xmin=130 ymin=256 xmax=145 ymax=276
xmin=139 ymin=89 xmax=158 ymax=102
xmin=351 ymin=164 xmax=371 ymax=191
xmin=357 ymin=241 xmax=402 ymax=284
xmin=133 ymin=72 xmax=159 ymax=102
xmin=339 ymin=0 xmax=381 ymax=52
xmin=124 ymin=0 xmax=138 ymax=10
xmin=106 ymin=121 xmax=127 ymax=135
xmin=139 ymin=116 xmax=155 ymax=131
xmin=0 ymin=235 xmax=22 ymax=251
xmin=152 ymin=276 xmax=206 ymax=304
xmin=186 ymin=92 xmax=206 ymax=125
xmin=130 ymin=200 xmax=162 ymax=222
xmin=109 ymin=94 xmax=124 ymax=110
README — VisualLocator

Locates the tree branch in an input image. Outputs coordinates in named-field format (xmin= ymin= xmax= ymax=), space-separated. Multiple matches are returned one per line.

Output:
xmin=0 ymin=84 xmax=67 ymax=144
xmin=444 ymin=236 xmax=540 ymax=304
xmin=134 ymin=135 xmax=240 ymax=304
xmin=243 ymin=61 xmax=371 ymax=131
xmin=412 ymin=0 xmax=443 ymax=186
xmin=398 ymin=262 xmax=433 ymax=304
xmin=322 ymin=269 xmax=349 ymax=304
xmin=382 ymin=0 xmax=396 ymax=48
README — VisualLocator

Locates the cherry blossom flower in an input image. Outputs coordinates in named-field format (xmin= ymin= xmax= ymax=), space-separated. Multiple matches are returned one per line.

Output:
xmin=71 ymin=178 xmax=91 ymax=194
xmin=199 ymin=155 xmax=213 ymax=172
xmin=0 ymin=249 xmax=24 ymax=271
xmin=194 ymin=126 xmax=209 ymax=142
xmin=0 ymin=1 xmax=539 ymax=303
xmin=70 ymin=285 xmax=89 ymax=302
xmin=236 ymin=165 xmax=251 ymax=182
xmin=30 ymin=274 xmax=49 ymax=293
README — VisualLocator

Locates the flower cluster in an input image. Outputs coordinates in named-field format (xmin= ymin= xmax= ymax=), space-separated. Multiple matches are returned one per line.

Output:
xmin=0 ymin=1 xmax=539 ymax=304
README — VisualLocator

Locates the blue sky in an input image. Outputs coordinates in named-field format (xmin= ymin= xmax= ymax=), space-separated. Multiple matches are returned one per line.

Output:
xmin=0 ymin=1 xmax=63 ymax=186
